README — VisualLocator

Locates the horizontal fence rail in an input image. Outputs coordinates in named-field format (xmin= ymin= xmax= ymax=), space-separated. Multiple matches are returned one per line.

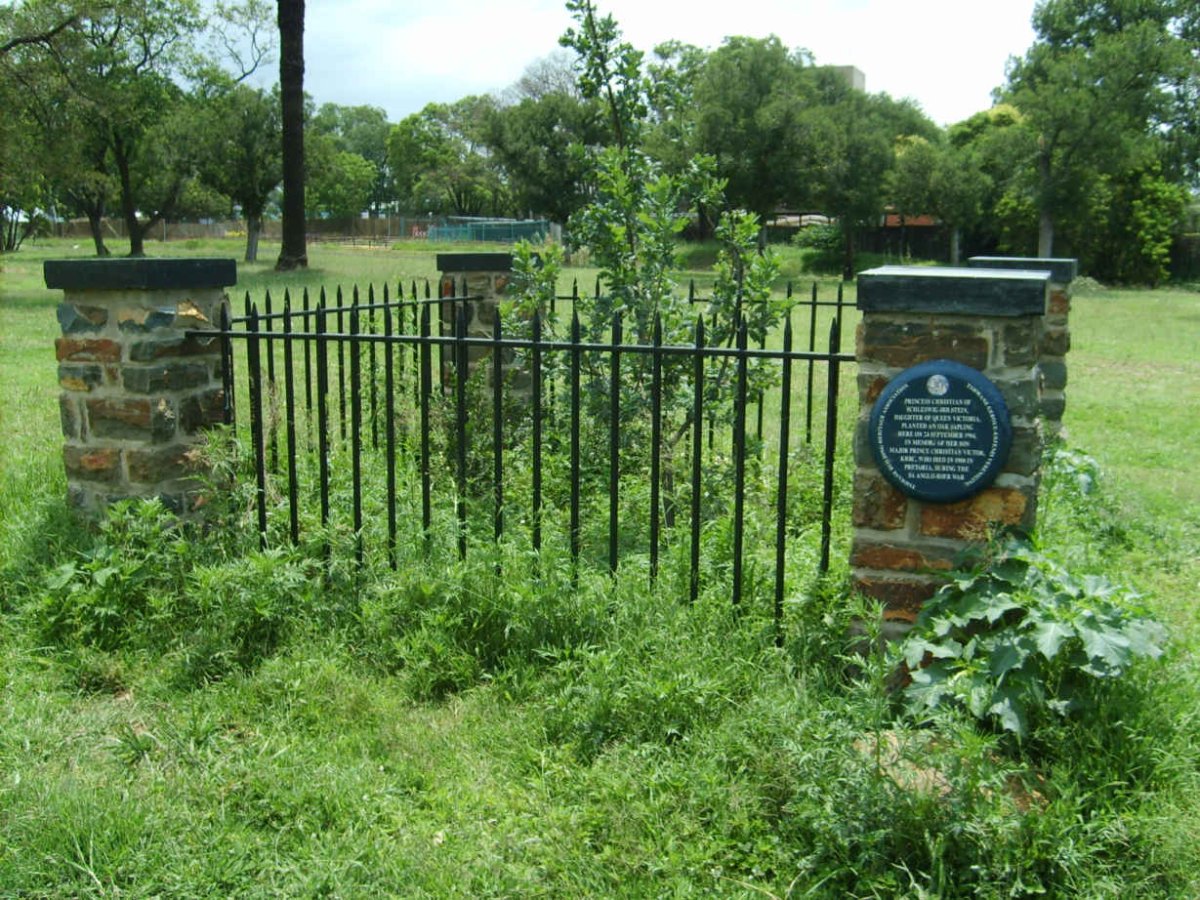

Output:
xmin=207 ymin=278 xmax=852 ymax=638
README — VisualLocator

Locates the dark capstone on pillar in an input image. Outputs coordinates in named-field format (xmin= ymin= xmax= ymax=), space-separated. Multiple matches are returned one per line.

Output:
xmin=45 ymin=258 xmax=236 ymax=516
xmin=853 ymin=265 xmax=1051 ymax=634
xmin=968 ymin=256 xmax=1078 ymax=439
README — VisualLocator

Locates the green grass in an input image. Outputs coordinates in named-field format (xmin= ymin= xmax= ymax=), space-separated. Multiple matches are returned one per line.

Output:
xmin=1 ymin=238 xmax=1199 ymax=897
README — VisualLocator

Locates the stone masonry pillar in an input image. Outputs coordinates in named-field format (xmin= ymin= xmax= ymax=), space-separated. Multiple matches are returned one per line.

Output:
xmin=45 ymin=258 xmax=236 ymax=517
xmin=852 ymin=266 xmax=1051 ymax=635
xmin=437 ymin=253 xmax=512 ymax=368
xmin=968 ymin=257 xmax=1078 ymax=440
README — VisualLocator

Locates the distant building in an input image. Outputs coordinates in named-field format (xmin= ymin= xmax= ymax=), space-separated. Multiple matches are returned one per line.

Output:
xmin=831 ymin=66 xmax=866 ymax=92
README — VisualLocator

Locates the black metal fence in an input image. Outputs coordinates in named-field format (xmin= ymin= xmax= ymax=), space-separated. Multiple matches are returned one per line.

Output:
xmin=212 ymin=278 xmax=852 ymax=633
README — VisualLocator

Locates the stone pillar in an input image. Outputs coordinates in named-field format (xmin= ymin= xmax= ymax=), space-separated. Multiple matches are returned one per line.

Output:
xmin=968 ymin=257 xmax=1077 ymax=440
xmin=852 ymin=266 xmax=1051 ymax=634
xmin=437 ymin=252 xmax=512 ymax=367
xmin=45 ymin=258 xmax=236 ymax=516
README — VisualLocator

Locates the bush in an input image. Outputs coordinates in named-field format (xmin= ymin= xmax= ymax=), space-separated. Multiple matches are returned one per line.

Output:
xmin=897 ymin=535 xmax=1166 ymax=741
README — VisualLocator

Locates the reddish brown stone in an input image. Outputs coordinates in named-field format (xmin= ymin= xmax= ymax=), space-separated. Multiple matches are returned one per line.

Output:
xmin=852 ymin=574 xmax=942 ymax=616
xmin=1049 ymin=290 xmax=1071 ymax=316
xmin=919 ymin=486 xmax=1032 ymax=540
xmin=63 ymin=446 xmax=121 ymax=483
xmin=126 ymin=445 xmax=196 ymax=484
xmin=86 ymin=397 xmax=176 ymax=442
xmin=56 ymin=337 xmax=121 ymax=363
xmin=858 ymin=373 xmax=889 ymax=405
xmin=859 ymin=319 xmax=989 ymax=370
xmin=852 ymin=469 xmax=909 ymax=531
xmin=851 ymin=540 xmax=955 ymax=573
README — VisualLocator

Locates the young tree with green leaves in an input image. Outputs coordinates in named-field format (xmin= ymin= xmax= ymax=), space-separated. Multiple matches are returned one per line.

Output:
xmin=548 ymin=0 xmax=787 ymax=515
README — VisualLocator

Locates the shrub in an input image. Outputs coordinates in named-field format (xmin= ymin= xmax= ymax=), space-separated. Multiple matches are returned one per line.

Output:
xmin=898 ymin=535 xmax=1166 ymax=741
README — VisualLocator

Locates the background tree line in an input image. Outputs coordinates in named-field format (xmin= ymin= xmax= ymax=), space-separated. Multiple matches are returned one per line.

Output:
xmin=2 ymin=0 xmax=1196 ymax=282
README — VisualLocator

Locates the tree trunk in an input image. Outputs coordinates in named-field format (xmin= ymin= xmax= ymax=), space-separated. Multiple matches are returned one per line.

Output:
xmin=841 ymin=224 xmax=856 ymax=282
xmin=1037 ymin=153 xmax=1054 ymax=258
xmin=245 ymin=213 xmax=262 ymax=262
xmin=113 ymin=135 xmax=147 ymax=257
xmin=276 ymin=0 xmax=307 ymax=271
xmin=950 ymin=226 xmax=961 ymax=266
xmin=85 ymin=207 xmax=111 ymax=257
xmin=1037 ymin=207 xmax=1054 ymax=258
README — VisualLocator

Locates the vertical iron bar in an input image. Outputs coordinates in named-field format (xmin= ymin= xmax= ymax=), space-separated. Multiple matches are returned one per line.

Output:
xmin=246 ymin=303 xmax=268 ymax=550
xmin=264 ymin=290 xmax=278 ymax=473
xmin=569 ymin=311 xmax=582 ymax=580
xmin=532 ymin=310 xmax=543 ymax=555
xmin=455 ymin=303 xmax=469 ymax=561
xmin=608 ymin=312 xmax=622 ymax=575
xmin=774 ymin=317 xmax=794 ymax=645
xmin=412 ymin=298 xmax=421 ymax=409
xmin=438 ymin=279 xmax=448 ymax=393
xmin=493 ymin=311 xmax=504 ymax=548
xmin=649 ymin=314 xmax=662 ymax=584
xmin=756 ymin=330 xmax=766 ymax=450
xmin=316 ymin=299 xmax=331 ymax=530
xmin=368 ymin=284 xmax=379 ymax=451
xmin=384 ymin=293 xmax=397 ymax=569
xmin=806 ymin=281 xmax=818 ymax=444
xmin=282 ymin=294 xmax=300 ymax=546
xmin=302 ymin=288 xmax=313 ymax=421
xmin=732 ymin=317 xmax=748 ymax=609
xmin=820 ymin=316 xmax=842 ymax=574
xmin=420 ymin=305 xmax=433 ymax=547
xmin=350 ymin=297 xmax=363 ymax=566
xmin=337 ymin=287 xmax=347 ymax=442
xmin=690 ymin=317 xmax=705 ymax=604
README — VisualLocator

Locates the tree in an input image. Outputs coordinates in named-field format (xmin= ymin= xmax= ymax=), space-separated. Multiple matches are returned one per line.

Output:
xmin=275 ymin=0 xmax=306 ymax=270
xmin=1002 ymin=0 xmax=1194 ymax=256
xmin=310 ymin=102 xmax=393 ymax=215
xmin=306 ymin=139 xmax=377 ymax=220
xmin=0 ymin=0 xmax=83 ymax=58
xmin=2 ymin=0 xmax=271 ymax=257
xmin=802 ymin=73 xmax=936 ymax=278
xmin=485 ymin=90 xmax=606 ymax=223
xmin=887 ymin=134 xmax=991 ymax=264
xmin=197 ymin=82 xmax=281 ymax=261
xmin=387 ymin=98 xmax=506 ymax=216
xmin=5 ymin=0 xmax=205 ymax=256
xmin=692 ymin=36 xmax=815 ymax=228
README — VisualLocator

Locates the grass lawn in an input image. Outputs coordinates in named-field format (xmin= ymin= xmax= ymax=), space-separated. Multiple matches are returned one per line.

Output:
xmin=1 ymin=237 xmax=1198 ymax=897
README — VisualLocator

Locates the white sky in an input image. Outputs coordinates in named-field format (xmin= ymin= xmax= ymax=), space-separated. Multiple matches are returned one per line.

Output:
xmin=299 ymin=0 xmax=1038 ymax=127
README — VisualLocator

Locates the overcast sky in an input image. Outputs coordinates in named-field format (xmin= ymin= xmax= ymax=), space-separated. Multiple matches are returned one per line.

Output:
xmin=298 ymin=0 xmax=1038 ymax=127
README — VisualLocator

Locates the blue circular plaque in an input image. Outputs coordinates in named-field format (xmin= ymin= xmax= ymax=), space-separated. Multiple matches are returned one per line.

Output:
xmin=869 ymin=360 xmax=1012 ymax=504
